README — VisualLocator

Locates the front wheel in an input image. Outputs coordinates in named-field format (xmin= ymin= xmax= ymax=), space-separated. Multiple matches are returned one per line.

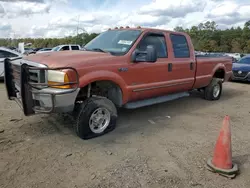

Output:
xmin=75 ymin=97 xmax=117 ymax=140
xmin=204 ymin=78 xmax=222 ymax=100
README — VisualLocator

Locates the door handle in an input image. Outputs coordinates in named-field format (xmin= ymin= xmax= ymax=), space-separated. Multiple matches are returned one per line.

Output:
xmin=190 ymin=62 xmax=194 ymax=70
xmin=168 ymin=63 xmax=172 ymax=72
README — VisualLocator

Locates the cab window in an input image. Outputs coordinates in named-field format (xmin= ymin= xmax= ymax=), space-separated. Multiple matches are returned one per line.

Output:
xmin=60 ymin=46 xmax=70 ymax=51
xmin=170 ymin=34 xmax=190 ymax=58
xmin=137 ymin=33 xmax=167 ymax=58
xmin=71 ymin=46 xmax=80 ymax=50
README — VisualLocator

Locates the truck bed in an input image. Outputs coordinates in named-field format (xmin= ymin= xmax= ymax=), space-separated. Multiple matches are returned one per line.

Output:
xmin=193 ymin=56 xmax=233 ymax=89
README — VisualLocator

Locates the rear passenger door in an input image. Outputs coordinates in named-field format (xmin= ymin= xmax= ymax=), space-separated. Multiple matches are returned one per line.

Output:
xmin=168 ymin=33 xmax=196 ymax=91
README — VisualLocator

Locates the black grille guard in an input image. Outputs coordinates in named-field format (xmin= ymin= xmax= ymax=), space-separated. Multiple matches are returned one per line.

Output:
xmin=4 ymin=58 xmax=79 ymax=116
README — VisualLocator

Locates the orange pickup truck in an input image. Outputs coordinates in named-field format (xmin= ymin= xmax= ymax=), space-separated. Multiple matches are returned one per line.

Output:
xmin=4 ymin=27 xmax=232 ymax=139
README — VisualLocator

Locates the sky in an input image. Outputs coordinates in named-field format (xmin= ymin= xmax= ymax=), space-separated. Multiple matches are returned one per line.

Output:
xmin=0 ymin=0 xmax=250 ymax=38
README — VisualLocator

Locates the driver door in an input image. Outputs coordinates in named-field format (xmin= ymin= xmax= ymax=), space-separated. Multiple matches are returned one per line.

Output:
xmin=127 ymin=32 xmax=170 ymax=101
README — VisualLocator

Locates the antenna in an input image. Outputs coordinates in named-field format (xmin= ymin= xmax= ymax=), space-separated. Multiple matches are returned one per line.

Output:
xmin=77 ymin=15 xmax=80 ymax=36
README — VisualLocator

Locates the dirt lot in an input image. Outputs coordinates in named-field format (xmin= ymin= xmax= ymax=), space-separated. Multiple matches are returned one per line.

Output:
xmin=0 ymin=81 xmax=250 ymax=188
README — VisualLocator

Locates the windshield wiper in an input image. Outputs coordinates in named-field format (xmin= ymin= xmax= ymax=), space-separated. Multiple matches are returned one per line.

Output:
xmin=84 ymin=48 xmax=117 ymax=55
xmin=89 ymin=48 xmax=108 ymax=53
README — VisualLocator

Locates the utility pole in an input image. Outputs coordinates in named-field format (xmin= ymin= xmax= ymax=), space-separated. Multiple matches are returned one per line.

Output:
xmin=76 ymin=15 xmax=80 ymax=44
xmin=10 ymin=32 xmax=16 ymax=48
xmin=74 ymin=15 xmax=87 ymax=46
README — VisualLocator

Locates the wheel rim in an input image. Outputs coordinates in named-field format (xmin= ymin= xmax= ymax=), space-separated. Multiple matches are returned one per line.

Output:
xmin=89 ymin=107 xmax=111 ymax=134
xmin=213 ymin=84 xmax=221 ymax=98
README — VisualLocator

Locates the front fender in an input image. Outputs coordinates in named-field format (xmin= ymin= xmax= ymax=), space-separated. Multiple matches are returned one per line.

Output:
xmin=78 ymin=70 xmax=129 ymax=103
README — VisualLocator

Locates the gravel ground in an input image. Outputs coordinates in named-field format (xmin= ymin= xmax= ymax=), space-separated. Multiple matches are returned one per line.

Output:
xmin=0 ymin=81 xmax=250 ymax=188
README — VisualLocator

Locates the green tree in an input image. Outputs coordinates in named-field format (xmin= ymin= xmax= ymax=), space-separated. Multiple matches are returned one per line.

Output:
xmin=1 ymin=20 xmax=250 ymax=53
xmin=231 ymin=38 xmax=242 ymax=53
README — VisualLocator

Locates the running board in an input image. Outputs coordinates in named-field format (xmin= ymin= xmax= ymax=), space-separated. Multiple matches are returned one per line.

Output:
xmin=123 ymin=92 xmax=190 ymax=109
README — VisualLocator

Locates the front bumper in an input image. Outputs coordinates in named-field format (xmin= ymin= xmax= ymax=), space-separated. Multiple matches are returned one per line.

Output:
xmin=4 ymin=58 xmax=80 ymax=116
xmin=231 ymin=71 xmax=250 ymax=81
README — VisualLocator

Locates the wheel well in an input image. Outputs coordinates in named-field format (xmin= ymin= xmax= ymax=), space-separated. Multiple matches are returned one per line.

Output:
xmin=76 ymin=81 xmax=123 ymax=107
xmin=213 ymin=69 xmax=225 ymax=79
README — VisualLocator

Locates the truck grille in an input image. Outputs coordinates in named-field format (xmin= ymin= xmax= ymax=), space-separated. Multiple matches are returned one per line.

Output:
xmin=233 ymin=71 xmax=248 ymax=78
xmin=11 ymin=63 xmax=46 ymax=91
xmin=11 ymin=64 xmax=21 ymax=89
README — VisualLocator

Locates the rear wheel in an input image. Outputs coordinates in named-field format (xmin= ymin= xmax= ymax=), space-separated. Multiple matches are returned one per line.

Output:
xmin=75 ymin=97 xmax=117 ymax=140
xmin=204 ymin=78 xmax=222 ymax=100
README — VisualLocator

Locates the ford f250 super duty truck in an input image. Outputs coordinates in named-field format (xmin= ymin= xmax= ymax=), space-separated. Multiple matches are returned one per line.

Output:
xmin=4 ymin=27 xmax=233 ymax=140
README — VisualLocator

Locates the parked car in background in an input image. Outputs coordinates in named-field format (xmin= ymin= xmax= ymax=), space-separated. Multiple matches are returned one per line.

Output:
xmin=51 ymin=44 xmax=81 ymax=51
xmin=231 ymin=55 xmax=250 ymax=82
xmin=226 ymin=53 xmax=241 ymax=61
xmin=32 ymin=48 xmax=43 ymax=53
xmin=24 ymin=47 xmax=35 ymax=55
xmin=8 ymin=47 xmax=18 ymax=51
xmin=36 ymin=48 xmax=52 ymax=54
xmin=0 ymin=47 xmax=23 ymax=80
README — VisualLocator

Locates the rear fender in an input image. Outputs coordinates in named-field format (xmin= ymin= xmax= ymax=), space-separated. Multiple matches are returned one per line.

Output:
xmin=79 ymin=71 xmax=128 ymax=104
xmin=212 ymin=63 xmax=226 ymax=79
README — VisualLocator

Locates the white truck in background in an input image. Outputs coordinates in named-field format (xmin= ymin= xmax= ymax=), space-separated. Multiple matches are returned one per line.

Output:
xmin=51 ymin=44 xmax=82 ymax=52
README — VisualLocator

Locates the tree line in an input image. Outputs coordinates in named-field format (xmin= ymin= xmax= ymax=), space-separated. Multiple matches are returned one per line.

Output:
xmin=0 ymin=33 xmax=99 ymax=49
xmin=0 ymin=20 xmax=250 ymax=53
xmin=174 ymin=20 xmax=250 ymax=53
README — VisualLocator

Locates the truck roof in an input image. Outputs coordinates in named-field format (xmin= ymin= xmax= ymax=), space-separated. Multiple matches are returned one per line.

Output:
xmin=55 ymin=44 xmax=80 ymax=47
xmin=109 ymin=27 xmax=187 ymax=36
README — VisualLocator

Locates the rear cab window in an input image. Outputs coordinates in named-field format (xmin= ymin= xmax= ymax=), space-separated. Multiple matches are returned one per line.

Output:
xmin=170 ymin=34 xmax=190 ymax=58
xmin=71 ymin=46 xmax=80 ymax=50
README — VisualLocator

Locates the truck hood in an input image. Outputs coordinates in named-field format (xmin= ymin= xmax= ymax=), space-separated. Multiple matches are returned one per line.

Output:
xmin=23 ymin=50 xmax=116 ymax=67
xmin=232 ymin=63 xmax=250 ymax=72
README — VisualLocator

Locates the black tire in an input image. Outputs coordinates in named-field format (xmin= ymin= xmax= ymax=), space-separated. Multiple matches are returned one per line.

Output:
xmin=75 ymin=97 xmax=117 ymax=140
xmin=204 ymin=78 xmax=223 ymax=100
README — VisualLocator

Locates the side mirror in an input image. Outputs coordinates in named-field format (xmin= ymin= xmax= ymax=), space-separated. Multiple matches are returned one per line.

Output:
xmin=131 ymin=45 xmax=157 ymax=63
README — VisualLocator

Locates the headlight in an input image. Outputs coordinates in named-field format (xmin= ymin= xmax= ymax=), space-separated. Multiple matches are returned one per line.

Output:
xmin=47 ymin=70 xmax=70 ymax=89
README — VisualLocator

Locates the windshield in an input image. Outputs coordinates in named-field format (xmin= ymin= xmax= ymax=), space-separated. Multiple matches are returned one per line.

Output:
xmin=237 ymin=57 xmax=250 ymax=64
xmin=52 ymin=46 xmax=61 ymax=51
xmin=84 ymin=29 xmax=142 ymax=55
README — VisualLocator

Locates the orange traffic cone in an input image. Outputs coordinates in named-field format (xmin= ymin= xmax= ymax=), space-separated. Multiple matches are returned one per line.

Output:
xmin=206 ymin=115 xmax=239 ymax=178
